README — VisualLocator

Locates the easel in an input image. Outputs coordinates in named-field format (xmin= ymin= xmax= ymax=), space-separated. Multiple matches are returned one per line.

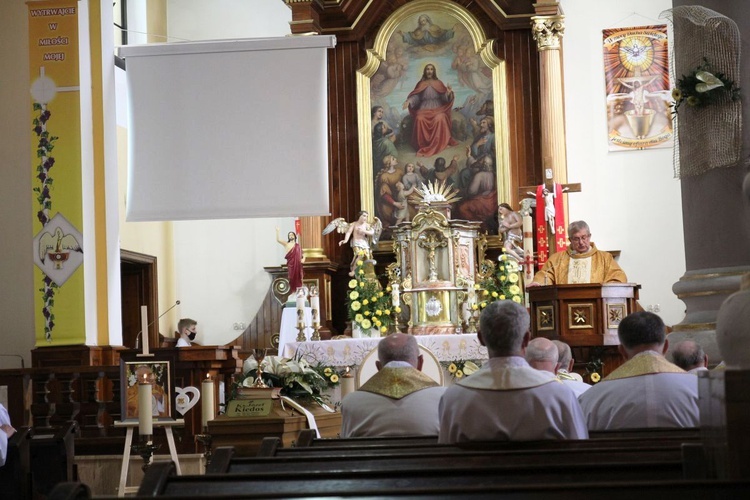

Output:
xmin=114 ymin=419 xmax=184 ymax=497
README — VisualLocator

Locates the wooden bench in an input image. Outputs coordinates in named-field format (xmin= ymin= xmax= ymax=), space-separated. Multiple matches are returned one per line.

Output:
xmin=0 ymin=426 xmax=32 ymax=500
xmin=138 ymin=460 xmax=750 ymax=498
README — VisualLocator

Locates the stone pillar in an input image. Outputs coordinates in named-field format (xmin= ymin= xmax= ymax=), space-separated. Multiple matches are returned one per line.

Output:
xmin=531 ymin=12 xmax=569 ymax=231
xmin=299 ymin=216 xmax=328 ymax=262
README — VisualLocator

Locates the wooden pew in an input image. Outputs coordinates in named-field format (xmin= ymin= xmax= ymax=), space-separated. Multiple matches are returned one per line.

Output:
xmin=0 ymin=426 xmax=32 ymax=500
xmin=139 ymin=460 xmax=750 ymax=498
xmin=31 ymin=421 xmax=78 ymax=497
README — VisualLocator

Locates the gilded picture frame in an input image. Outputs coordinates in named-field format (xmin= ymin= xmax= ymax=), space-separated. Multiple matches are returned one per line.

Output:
xmin=357 ymin=0 xmax=511 ymax=249
xmin=120 ymin=358 xmax=174 ymax=420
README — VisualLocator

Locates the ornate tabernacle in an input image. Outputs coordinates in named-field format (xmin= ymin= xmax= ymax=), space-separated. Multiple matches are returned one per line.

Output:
xmin=391 ymin=184 xmax=481 ymax=335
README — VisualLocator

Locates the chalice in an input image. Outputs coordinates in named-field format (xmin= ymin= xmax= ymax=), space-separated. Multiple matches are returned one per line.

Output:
xmin=252 ymin=348 xmax=269 ymax=388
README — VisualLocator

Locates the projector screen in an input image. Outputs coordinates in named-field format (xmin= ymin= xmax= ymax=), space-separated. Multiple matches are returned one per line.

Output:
xmin=118 ymin=36 xmax=335 ymax=221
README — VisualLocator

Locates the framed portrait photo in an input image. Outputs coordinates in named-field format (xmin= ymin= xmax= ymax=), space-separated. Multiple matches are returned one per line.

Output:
xmin=357 ymin=0 xmax=511 ymax=246
xmin=120 ymin=358 xmax=174 ymax=421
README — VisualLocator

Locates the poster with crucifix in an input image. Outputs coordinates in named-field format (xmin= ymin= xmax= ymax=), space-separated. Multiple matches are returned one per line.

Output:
xmin=602 ymin=25 xmax=673 ymax=151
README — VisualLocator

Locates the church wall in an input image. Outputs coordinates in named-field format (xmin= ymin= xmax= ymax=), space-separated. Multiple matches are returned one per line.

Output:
xmin=0 ymin=0 xmax=36 ymax=368
xmin=560 ymin=0 xmax=686 ymax=326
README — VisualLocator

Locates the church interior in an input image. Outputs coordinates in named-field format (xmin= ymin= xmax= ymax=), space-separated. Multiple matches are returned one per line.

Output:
xmin=1 ymin=0 xmax=749 ymax=497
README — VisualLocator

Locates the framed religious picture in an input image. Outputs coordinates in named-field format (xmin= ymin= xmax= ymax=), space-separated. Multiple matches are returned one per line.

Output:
xmin=357 ymin=0 xmax=511 ymax=246
xmin=120 ymin=356 xmax=175 ymax=421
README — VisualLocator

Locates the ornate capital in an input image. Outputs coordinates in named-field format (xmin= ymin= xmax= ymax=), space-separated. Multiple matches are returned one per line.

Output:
xmin=531 ymin=15 xmax=565 ymax=51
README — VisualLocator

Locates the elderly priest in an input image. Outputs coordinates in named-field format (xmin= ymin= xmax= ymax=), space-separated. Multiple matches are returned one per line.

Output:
xmin=341 ymin=334 xmax=445 ymax=437
xmin=529 ymin=220 xmax=627 ymax=286
xmin=579 ymin=311 xmax=700 ymax=430
xmin=439 ymin=301 xmax=588 ymax=443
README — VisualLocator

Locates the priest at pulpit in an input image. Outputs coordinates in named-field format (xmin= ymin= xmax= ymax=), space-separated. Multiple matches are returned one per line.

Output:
xmin=529 ymin=220 xmax=627 ymax=286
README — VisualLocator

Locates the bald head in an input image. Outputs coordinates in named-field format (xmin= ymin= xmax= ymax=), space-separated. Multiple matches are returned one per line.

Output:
xmin=671 ymin=340 xmax=707 ymax=371
xmin=525 ymin=337 xmax=559 ymax=374
xmin=552 ymin=340 xmax=574 ymax=372
xmin=377 ymin=333 xmax=421 ymax=370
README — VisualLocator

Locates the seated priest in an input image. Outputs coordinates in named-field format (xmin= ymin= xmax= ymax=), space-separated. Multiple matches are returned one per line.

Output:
xmin=671 ymin=340 xmax=709 ymax=374
xmin=529 ymin=220 xmax=627 ymax=286
xmin=439 ymin=301 xmax=588 ymax=443
xmin=579 ymin=311 xmax=700 ymax=430
xmin=340 ymin=333 xmax=445 ymax=437
xmin=552 ymin=340 xmax=591 ymax=397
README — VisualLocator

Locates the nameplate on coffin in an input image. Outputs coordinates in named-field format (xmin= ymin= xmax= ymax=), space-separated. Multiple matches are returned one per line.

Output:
xmin=226 ymin=399 xmax=274 ymax=417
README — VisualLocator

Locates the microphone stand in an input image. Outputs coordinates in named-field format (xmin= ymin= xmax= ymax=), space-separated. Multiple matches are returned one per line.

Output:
xmin=135 ymin=300 xmax=181 ymax=351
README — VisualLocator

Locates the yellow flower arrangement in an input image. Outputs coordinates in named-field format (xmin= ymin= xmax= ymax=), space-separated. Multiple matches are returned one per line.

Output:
xmin=476 ymin=253 xmax=524 ymax=309
xmin=346 ymin=270 xmax=395 ymax=335
xmin=361 ymin=318 xmax=372 ymax=329
xmin=349 ymin=291 xmax=359 ymax=300
xmin=351 ymin=301 xmax=361 ymax=311
xmin=441 ymin=360 xmax=480 ymax=380
xmin=590 ymin=372 xmax=601 ymax=383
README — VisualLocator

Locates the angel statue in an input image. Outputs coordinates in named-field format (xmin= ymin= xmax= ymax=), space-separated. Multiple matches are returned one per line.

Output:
xmin=323 ymin=210 xmax=382 ymax=276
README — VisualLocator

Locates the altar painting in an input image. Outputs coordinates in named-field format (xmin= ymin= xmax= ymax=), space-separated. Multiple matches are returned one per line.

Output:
xmin=358 ymin=0 xmax=510 ymax=241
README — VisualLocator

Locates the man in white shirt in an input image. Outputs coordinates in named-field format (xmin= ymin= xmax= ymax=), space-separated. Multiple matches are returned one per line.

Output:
xmin=341 ymin=333 xmax=445 ymax=437
xmin=579 ymin=311 xmax=700 ymax=430
xmin=175 ymin=318 xmax=197 ymax=347
xmin=552 ymin=339 xmax=591 ymax=397
xmin=439 ymin=301 xmax=588 ymax=443
xmin=671 ymin=340 xmax=709 ymax=374
xmin=0 ymin=403 xmax=16 ymax=467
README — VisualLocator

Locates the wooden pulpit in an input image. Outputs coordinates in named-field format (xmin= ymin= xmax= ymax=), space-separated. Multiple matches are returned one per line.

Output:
xmin=528 ymin=283 xmax=640 ymax=345
xmin=528 ymin=283 xmax=640 ymax=378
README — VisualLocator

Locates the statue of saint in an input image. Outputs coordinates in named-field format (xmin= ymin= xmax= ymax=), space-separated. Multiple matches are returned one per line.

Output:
xmin=323 ymin=211 xmax=383 ymax=276
xmin=276 ymin=228 xmax=304 ymax=294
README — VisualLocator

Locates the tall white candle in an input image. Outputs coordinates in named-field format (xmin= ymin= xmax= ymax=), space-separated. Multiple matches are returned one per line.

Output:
xmin=340 ymin=367 xmax=355 ymax=399
xmin=138 ymin=377 xmax=153 ymax=436
xmin=296 ymin=290 xmax=305 ymax=314
xmin=391 ymin=283 xmax=400 ymax=307
xmin=310 ymin=294 xmax=320 ymax=326
xmin=466 ymin=278 xmax=476 ymax=306
xmin=201 ymin=375 xmax=215 ymax=429
xmin=140 ymin=305 xmax=150 ymax=355
xmin=522 ymin=214 xmax=534 ymax=282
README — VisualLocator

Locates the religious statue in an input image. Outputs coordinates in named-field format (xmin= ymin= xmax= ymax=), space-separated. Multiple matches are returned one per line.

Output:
xmin=497 ymin=203 xmax=523 ymax=261
xmin=276 ymin=227 xmax=304 ymax=294
xmin=323 ymin=211 xmax=383 ymax=276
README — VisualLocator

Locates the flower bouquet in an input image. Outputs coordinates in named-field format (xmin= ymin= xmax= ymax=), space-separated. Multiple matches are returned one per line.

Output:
xmin=671 ymin=58 xmax=740 ymax=114
xmin=441 ymin=359 xmax=481 ymax=380
xmin=475 ymin=251 xmax=524 ymax=310
xmin=347 ymin=254 xmax=396 ymax=336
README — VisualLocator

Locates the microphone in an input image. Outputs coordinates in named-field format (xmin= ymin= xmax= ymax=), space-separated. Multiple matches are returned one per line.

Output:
xmin=0 ymin=354 xmax=25 ymax=369
xmin=135 ymin=300 xmax=181 ymax=349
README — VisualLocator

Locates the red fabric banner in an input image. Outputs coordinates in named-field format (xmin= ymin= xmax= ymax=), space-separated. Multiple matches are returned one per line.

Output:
xmin=535 ymin=184 xmax=566 ymax=269
xmin=535 ymin=185 xmax=549 ymax=269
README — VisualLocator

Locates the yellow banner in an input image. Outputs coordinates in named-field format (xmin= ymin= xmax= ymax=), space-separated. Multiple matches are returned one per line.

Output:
xmin=29 ymin=0 xmax=85 ymax=345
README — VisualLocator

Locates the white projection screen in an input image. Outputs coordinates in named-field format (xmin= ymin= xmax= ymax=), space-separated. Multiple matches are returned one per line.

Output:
xmin=118 ymin=36 xmax=335 ymax=221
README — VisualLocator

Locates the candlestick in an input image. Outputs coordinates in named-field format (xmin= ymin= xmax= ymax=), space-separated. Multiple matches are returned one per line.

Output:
xmin=138 ymin=376 xmax=153 ymax=436
xmin=201 ymin=375 xmax=215 ymax=428
xmin=140 ymin=305 xmax=150 ymax=356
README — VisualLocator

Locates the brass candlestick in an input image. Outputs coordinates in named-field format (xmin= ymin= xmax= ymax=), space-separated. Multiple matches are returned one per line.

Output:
xmin=131 ymin=437 xmax=160 ymax=472
xmin=391 ymin=310 xmax=400 ymax=334
xmin=195 ymin=427 xmax=213 ymax=465
xmin=296 ymin=307 xmax=307 ymax=342
xmin=311 ymin=323 xmax=321 ymax=341
xmin=466 ymin=308 xmax=478 ymax=333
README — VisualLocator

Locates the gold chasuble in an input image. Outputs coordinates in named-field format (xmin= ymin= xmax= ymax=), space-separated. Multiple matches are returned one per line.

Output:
xmin=532 ymin=242 xmax=627 ymax=285
xmin=604 ymin=351 xmax=687 ymax=381
xmin=359 ymin=367 xmax=439 ymax=400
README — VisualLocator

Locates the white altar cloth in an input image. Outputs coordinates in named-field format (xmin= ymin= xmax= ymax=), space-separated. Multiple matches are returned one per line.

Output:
xmin=282 ymin=334 xmax=488 ymax=367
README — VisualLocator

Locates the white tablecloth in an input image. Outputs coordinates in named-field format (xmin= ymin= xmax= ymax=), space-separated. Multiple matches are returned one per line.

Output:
xmin=282 ymin=333 xmax=488 ymax=367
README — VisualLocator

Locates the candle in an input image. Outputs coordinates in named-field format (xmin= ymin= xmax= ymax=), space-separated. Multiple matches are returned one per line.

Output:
xmin=522 ymin=213 xmax=534 ymax=281
xmin=340 ymin=366 xmax=355 ymax=399
xmin=138 ymin=375 xmax=153 ymax=436
xmin=310 ymin=288 xmax=320 ymax=326
xmin=391 ymin=283 xmax=400 ymax=308
xmin=201 ymin=375 xmax=215 ymax=429
xmin=466 ymin=278 xmax=476 ymax=307
xmin=296 ymin=289 xmax=305 ymax=314
xmin=140 ymin=305 xmax=150 ymax=355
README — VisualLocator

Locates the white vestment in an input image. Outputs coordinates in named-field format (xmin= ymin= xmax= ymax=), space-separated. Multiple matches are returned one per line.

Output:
xmin=578 ymin=352 xmax=700 ymax=430
xmin=341 ymin=362 xmax=445 ymax=437
xmin=0 ymin=404 xmax=10 ymax=467
xmin=560 ymin=378 xmax=591 ymax=397
xmin=438 ymin=357 xmax=588 ymax=443
xmin=176 ymin=337 xmax=191 ymax=347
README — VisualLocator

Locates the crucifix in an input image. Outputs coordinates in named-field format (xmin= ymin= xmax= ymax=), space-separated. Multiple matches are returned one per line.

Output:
xmin=417 ymin=231 xmax=448 ymax=282
xmin=517 ymin=158 xmax=581 ymax=269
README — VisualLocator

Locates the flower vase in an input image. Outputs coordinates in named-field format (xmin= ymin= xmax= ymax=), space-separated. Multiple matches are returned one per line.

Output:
xmin=352 ymin=324 xmax=381 ymax=339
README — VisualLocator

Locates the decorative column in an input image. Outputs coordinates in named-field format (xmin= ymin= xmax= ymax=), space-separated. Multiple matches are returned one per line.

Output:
xmin=299 ymin=216 xmax=328 ymax=262
xmin=531 ymin=12 xmax=569 ymax=230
